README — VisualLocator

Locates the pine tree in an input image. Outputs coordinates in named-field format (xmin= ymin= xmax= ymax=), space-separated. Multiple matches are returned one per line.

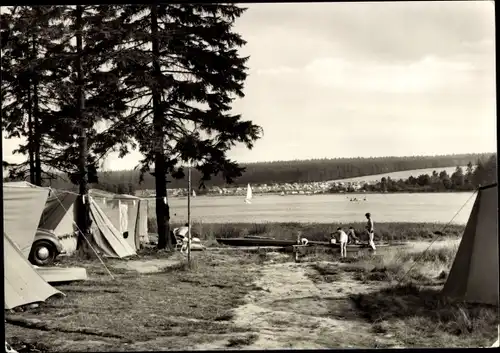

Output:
xmin=114 ymin=4 xmax=262 ymax=249
xmin=1 ymin=6 xmax=68 ymax=185
xmin=2 ymin=5 xmax=143 ymax=252
xmin=50 ymin=5 xmax=141 ymax=246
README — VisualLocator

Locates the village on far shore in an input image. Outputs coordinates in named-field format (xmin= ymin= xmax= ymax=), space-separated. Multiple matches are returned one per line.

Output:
xmin=137 ymin=180 xmax=369 ymax=198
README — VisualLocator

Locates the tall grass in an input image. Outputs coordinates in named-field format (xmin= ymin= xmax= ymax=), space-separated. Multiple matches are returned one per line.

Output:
xmin=309 ymin=239 xmax=497 ymax=348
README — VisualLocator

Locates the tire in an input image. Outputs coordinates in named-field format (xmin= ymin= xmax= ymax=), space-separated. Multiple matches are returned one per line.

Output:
xmin=29 ymin=240 xmax=57 ymax=266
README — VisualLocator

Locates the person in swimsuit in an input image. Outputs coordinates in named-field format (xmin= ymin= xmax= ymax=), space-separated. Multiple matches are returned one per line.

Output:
xmin=365 ymin=213 xmax=376 ymax=250
xmin=337 ymin=227 xmax=348 ymax=258
xmin=347 ymin=226 xmax=359 ymax=244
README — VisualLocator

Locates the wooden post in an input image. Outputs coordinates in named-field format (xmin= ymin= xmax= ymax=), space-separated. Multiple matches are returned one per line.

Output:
xmin=187 ymin=161 xmax=192 ymax=268
xmin=294 ymin=231 xmax=302 ymax=262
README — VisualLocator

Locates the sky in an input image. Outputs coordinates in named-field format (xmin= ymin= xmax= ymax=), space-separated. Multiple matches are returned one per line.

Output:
xmin=2 ymin=1 xmax=496 ymax=171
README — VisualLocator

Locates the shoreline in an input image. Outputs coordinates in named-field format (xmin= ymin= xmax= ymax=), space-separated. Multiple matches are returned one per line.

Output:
xmin=147 ymin=221 xmax=466 ymax=245
xmin=162 ymin=190 xmax=476 ymax=199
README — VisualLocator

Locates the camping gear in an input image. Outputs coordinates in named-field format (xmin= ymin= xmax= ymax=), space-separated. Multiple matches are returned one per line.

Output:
xmin=173 ymin=228 xmax=205 ymax=251
xmin=3 ymin=182 xmax=63 ymax=310
xmin=442 ymin=183 xmax=498 ymax=306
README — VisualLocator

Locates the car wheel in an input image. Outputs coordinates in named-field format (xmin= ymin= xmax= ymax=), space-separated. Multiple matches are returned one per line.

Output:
xmin=29 ymin=240 xmax=57 ymax=266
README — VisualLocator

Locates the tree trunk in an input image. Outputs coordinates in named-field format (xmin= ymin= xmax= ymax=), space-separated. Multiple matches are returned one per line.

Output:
xmin=27 ymin=71 xmax=35 ymax=185
xmin=32 ymin=35 xmax=42 ymax=186
xmin=75 ymin=5 xmax=90 ymax=253
xmin=151 ymin=5 xmax=171 ymax=250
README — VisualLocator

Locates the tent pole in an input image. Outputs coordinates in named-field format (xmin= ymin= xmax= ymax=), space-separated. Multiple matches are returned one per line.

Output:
xmin=187 ymin=161 xmax=192 ymax=268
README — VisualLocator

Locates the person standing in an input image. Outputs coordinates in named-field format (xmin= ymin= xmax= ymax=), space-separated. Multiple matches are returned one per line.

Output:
xmin=337 ymin=227 xmax=348 ymax=258
xmin=365 ymin=213 xmax=376 ymax=250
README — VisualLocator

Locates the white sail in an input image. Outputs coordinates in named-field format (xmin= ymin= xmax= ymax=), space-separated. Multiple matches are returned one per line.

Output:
xmin=245 ymin=184 xmax=252 ymax=204
xmin=192 ymin=190 xmax=196 ymax=197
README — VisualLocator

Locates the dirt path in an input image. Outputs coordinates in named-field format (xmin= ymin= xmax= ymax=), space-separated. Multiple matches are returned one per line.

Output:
xmin=198 ymin=261 xmax=406 ymax=349
xmin=110 ymin=258 xmax=182 ymax=274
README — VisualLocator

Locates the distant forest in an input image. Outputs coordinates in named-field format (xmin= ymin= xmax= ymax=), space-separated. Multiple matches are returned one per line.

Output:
xmin=19 ymin=152 xmax=494 ymax=194
xmin=357 ymin=155 xmax=497 ymax=193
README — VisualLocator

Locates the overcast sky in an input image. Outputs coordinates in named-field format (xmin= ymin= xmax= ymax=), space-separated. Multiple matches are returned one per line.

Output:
xmin=2 ymin=1 xmax=496 ymax=170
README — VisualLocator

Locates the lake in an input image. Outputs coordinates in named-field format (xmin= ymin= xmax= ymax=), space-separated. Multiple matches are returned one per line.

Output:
xmin=148 ymin=192 xmax=478 ymax=225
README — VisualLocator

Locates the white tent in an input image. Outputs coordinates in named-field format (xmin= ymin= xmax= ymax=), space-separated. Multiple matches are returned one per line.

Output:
xmin=38 ymin=189 xmax=136 ymax=258
xmin=3 ymin=182 xmax=63 ymax=309
xmin=3 ymin=182 xmax=51 ymax=258
xmin=442 ymin=183 xmax=499 ymax=306
xmin=89 ymin=189 xmax=149 ymax=248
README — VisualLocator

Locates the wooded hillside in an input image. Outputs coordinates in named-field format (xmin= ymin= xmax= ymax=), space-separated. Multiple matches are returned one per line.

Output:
xmin=31 ymin=152 xmax=494 ymax=192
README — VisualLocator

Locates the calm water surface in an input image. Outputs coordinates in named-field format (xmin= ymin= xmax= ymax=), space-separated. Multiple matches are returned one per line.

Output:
xmin=153 ymin=192 xmax=477 ymax=224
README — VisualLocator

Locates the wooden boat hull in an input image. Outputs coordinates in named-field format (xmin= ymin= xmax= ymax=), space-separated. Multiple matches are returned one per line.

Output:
xmin=216 ymin=237 xmax=297 ymax=247
xmin=215 ymin=237 xmax=407 ymax=249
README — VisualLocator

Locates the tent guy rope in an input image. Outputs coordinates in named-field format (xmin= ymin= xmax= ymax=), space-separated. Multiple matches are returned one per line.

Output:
xmin=48 ymin=187 xmax=115 ymax=280
xmin=397 ymin=189 xmax=478 ymax=284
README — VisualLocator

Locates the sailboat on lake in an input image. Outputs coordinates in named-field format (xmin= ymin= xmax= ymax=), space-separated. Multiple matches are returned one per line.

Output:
xmin=244 ymin=184 xmax=252 ymax=204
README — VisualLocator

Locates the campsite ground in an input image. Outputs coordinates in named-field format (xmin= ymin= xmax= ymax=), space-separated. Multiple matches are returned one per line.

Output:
xmin=5 ymin=234 xmax=498 ymax=351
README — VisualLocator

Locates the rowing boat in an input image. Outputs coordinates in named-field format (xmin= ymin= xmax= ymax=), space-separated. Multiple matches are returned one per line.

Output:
xmin=215 ymin=237 xmax=407 ymax=248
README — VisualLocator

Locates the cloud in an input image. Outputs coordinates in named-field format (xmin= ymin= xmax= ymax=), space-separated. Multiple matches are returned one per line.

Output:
xmin=305 ymin=55 xmax=478 ymax=93
xmin=255 ymin=55 xmax=479 ymax=94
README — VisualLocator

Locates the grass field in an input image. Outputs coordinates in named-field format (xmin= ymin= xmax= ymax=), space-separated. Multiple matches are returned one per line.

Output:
xmin=148 ymin=220 xmax=466 ymax=247
xmin=5 ymin=251 xmax=265 ymax=352
xmin=6 ymin=223 xmax=497 ymax=350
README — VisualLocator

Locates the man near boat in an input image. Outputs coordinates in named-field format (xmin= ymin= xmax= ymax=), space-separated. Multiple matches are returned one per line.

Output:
xmin=365 ymin=213 xmax=376 ymax=250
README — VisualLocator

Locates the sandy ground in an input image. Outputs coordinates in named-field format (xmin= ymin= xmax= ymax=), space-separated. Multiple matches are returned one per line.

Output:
xmin=110 ymin=258 xmax=183 ymax=274
xmin=194 ymin=256 xmax=406 ymax=349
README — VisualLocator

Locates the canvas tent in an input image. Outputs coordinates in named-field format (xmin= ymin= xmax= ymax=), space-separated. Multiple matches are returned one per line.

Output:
xmin=89 ymin=189 xmax=149 ymax=248
xmin=38 ymin=189 xmax=137 ymax=258
xmin=442 ymin=183 xmax=499 ymax=306
xmin=39 ymin=190 xmax=79 ymax=254
xmin=4 ymin=234 xmax=63 ymax=309
xmin=3 ymin=182 xmax=63 ymax=309
xmin=4 ymin=182 xmax=51 ymax=258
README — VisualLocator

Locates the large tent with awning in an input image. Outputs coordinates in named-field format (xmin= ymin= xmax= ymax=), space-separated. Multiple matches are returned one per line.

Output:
xmin=38 ymin=188 xmax=141 ymax=257
xmin=3 ymin=182 xmax=63 ymax=309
